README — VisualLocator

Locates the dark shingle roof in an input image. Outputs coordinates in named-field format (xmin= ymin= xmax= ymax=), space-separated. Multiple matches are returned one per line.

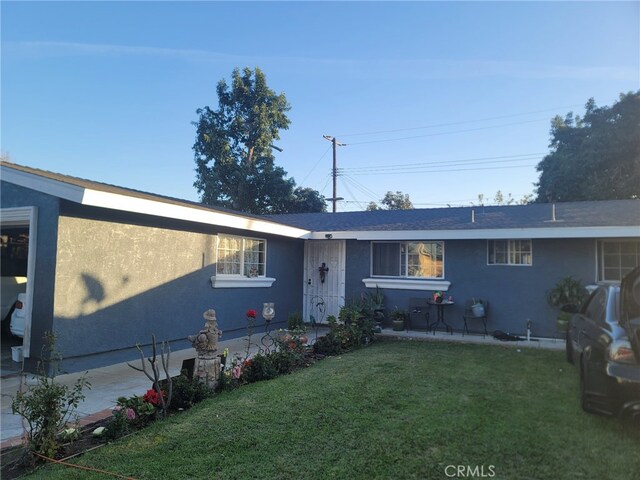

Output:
xmin=268 ymin=201 xmax=640 ymax=232
xmin=3 ymin=161 xmax=639 ymax=234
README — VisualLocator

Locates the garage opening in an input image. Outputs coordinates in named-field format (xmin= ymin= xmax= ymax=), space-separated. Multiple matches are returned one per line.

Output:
xmin=1 ymin=226 xmax=29 ymax=376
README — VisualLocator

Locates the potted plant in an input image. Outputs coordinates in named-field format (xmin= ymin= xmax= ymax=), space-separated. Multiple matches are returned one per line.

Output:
xmin=471 ymin=298 xmax=485 ymax=317
xmin=546 ymin=276 xmax=588 ymax=332
xmin=390 ymin=308 xmax=407 ymax=331
xmin=432 ymin=291 xmax=444 ymax=303
xmin=364 ymin=285 xmax=385 ymax=331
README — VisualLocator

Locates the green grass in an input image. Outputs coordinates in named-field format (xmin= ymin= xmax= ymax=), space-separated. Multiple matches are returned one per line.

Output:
xmin=27 ymin=339 xmax=640 ymax=479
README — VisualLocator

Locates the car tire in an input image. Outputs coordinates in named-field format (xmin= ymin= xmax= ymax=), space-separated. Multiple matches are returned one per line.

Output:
xmin=565 ymin=331 xmax=574 ymax=364
xmin=580 ymin=355 xmax=612 ymax=415
xmin=580 ymin=356 xmax=599 ymax=414
xmin=1 ymin=301 xmax=17 ymax=337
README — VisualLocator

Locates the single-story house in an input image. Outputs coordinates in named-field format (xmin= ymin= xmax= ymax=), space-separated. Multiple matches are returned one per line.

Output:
xmin=1 ymin=161 xmax=639 ymax=373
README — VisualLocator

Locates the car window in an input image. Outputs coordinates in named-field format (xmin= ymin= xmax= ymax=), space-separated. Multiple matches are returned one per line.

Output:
xmin=583 ymin=288 xmax=607 ymax=324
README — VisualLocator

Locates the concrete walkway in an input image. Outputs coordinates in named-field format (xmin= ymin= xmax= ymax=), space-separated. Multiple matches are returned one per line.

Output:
xmin=378 ymin=328 xmax=565 ymax=350
xmin=1 ymin=327 xmax=562 ymax=447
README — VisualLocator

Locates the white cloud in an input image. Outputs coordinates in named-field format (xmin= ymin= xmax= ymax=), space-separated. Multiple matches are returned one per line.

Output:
xmin=6 ymin=40 xmax=638 ymax=82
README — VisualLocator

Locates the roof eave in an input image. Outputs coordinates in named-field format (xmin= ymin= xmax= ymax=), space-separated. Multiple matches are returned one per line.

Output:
xmin=308 ymin=226 xmax=640 ymax=240
xmin=2 ymin=166 xmax=311 ymax=239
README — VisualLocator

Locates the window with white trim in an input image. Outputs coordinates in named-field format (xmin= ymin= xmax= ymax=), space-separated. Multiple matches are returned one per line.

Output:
xmin=216 ymin=235 xmax=266 ymax=277
xmin=371 ymin=241 xmax=444 ymax=279
xmin=597 ymin=240 xmax=640 ymax=282
xmin=487 ymin=240 xmax=532 ymax=266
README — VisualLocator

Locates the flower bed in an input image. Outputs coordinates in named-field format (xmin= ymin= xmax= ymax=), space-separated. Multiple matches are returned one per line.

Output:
xmin=2 ymin=309 xmax=376 ymax=478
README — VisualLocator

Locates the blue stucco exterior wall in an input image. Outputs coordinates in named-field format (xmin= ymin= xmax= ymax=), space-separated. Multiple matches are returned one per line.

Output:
xmin=1 ymin=181 xmax=60 ymax=371
xmin=343 ymin=238 xmax=597 ymax=339
xmin=53 ymin=202 xmax=304 ymax=372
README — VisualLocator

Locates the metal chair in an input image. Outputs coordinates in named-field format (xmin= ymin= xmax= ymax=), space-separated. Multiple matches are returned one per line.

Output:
xmin=462 ymin=299 xmax=489 ymax=337
xmin=409 ymin=297 xmax=430 ymax=333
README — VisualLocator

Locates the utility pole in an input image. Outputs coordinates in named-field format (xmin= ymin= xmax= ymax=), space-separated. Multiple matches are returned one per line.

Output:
xmin=323 ymin=135 xmax=345 ymax=213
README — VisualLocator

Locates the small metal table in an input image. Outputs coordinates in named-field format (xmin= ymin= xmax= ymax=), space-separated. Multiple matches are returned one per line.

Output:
xmin=427 ymin=300 xmax=455 ymax=334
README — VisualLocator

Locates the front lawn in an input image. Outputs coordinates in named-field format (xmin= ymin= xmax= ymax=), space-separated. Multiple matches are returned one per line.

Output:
xmin=27 ymin=340 xmax=640 ymax=479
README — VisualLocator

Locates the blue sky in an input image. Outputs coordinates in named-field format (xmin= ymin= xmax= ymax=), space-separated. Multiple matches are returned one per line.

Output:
xmin=2 ymin=1 xmax=639 ymax=211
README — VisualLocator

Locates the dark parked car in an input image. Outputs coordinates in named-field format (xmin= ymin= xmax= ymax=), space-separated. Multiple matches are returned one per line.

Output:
xmin=565 ymin=267 xmax=640 ymax=422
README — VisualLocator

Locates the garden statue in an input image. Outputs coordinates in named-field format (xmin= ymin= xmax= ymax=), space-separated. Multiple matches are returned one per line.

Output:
xmin=188 ymin=309 xmax=223 ymax=388
xmin=188 ymin=309 xmax=221 ymax=355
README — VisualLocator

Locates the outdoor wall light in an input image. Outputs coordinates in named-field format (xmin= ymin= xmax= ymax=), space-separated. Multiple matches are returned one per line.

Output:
xmin=262 ymin=302 xmax=275 ymax=322
xmin=325 ymin=233 xmax=333 ymax=239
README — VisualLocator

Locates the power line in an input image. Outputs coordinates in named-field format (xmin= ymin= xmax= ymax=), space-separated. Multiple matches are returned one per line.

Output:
xmin=339 ymin=157 xmax=541 ymax=175
xmin=342 ymin=177 xmax=379 ymax=204
xmin=343 ymin=163 xmax=537 ymax=176
xmin=346 ymin=117 xmax=549 ymax=146
xmin=318 ymin=174 xmax=332 ymax=196
xmin=339 ymin=177 xmax=367 ymax=211
xmin=300 ymin=145 xmax=331 ymax=185
xmin=339 ymin=153 xmax=544 ymax=173
xmin=340 ymin=174 xmax=381 ymax=202
xmin=336 ymin=103 xmax=586 ymax=137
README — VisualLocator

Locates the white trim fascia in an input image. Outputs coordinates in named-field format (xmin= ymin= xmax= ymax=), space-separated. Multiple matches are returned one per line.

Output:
xmin=211 ymin=276 xmax=276 ymax=288
xmin=2 ymin=167 xmax=311 ymax=239
xmin=23 ymin=208 xmax=37 ymax=358
xmin=80 ymin=190 xmax=310 ymax=239
xmin=1 ymin=167 xmax=85 ymax=203
xmin=0 ymin=207 xmax=37 ymax=225
xmin=310 ymin=226 xmax=640 ymax=241
xmin=363 ymin=278 xmax=451 ymax=291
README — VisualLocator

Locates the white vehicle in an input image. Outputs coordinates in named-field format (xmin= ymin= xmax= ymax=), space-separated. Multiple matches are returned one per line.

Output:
xmin=9 ymin=292 xmax=27 ymax=338
xmin=1 ymin=276 xmax=27 ymax=322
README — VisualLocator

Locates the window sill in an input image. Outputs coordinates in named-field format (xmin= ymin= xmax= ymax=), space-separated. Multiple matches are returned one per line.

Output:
xmin=210 ymin=276 xmax=276 ymax=289
xmin=362 ymin=278 xmax=451 ymax=291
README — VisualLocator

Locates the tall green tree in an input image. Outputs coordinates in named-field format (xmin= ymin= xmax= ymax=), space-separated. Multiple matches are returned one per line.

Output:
xmin=535 ymin=91 xmax=640 ymax=202
xmin=193 ymin=67 xmax=325 ymax=214
xmin=366 ymin=191 xmax=413 ymax=210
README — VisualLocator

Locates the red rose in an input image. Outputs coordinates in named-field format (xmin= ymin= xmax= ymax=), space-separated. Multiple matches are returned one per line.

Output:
xmin=246 ymin=309 xmax=257 ymax=318
xmin=143 ymin=388 xmax=165 ymax=406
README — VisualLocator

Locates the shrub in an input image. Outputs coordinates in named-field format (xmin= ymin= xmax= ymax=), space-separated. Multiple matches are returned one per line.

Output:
xmin=338 ymin=303 xmax=361 ymax=325
xmin=169 ymin=374 xmax=214 ymax=410
xmin=271 ymin=337 xmax=306 ymax=374
xmin=287 ymin=311 xmax=305 ymax=331
xmin=546 ymin=276 xmax=588 ymax=309
xmin=241 ymin=354 xmax=279 ymax=383
xmin=314 ymin=298 xmax=376 ymax=356
xmin=114 ymin=395 xmax=156 ymax=428
xmin=10 ymin=333 xmax=90 ymax=458
xmin=313 ymin=331 xmax=343 ymax=355
xmin=126 ymin=334 xmax=172 ymax=419
xmin=104 ymin=407 xmax=134 ymax=440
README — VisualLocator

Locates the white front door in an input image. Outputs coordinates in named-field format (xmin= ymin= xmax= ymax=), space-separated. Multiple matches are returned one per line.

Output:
xmin=303 ymin=240 xmax=346 ymax=323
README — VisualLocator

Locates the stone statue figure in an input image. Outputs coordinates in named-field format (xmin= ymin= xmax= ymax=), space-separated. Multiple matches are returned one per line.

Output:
xmin=188 ymin=309 xmax=224 ymax=388
xmin=188 ymin=309 xmax=221 ymax=357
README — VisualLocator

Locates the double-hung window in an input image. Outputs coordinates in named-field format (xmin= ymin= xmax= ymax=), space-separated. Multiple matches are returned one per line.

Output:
xmin=217 ymin=235 xmax=266 ymax=277
xmin=371 ymin=241 xmax=444 ymax=279
xmin=487 ymin=240 xmax=532 ymax=266
xmin=597 ymin=240 xmax=640 ymax=282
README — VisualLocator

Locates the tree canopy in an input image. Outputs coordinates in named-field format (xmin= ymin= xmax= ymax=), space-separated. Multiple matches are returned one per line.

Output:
xmin=535 ymin=92 xmax=640 ymax=203
xmin=193 ymin=67 xmax=326 ymax=214
xmin=367 ymin=191 xmax=414 ymax=210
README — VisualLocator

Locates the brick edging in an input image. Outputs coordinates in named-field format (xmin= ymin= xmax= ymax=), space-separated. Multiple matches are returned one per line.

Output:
xmin=0 ymin=407 xmax=114 ymax=450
